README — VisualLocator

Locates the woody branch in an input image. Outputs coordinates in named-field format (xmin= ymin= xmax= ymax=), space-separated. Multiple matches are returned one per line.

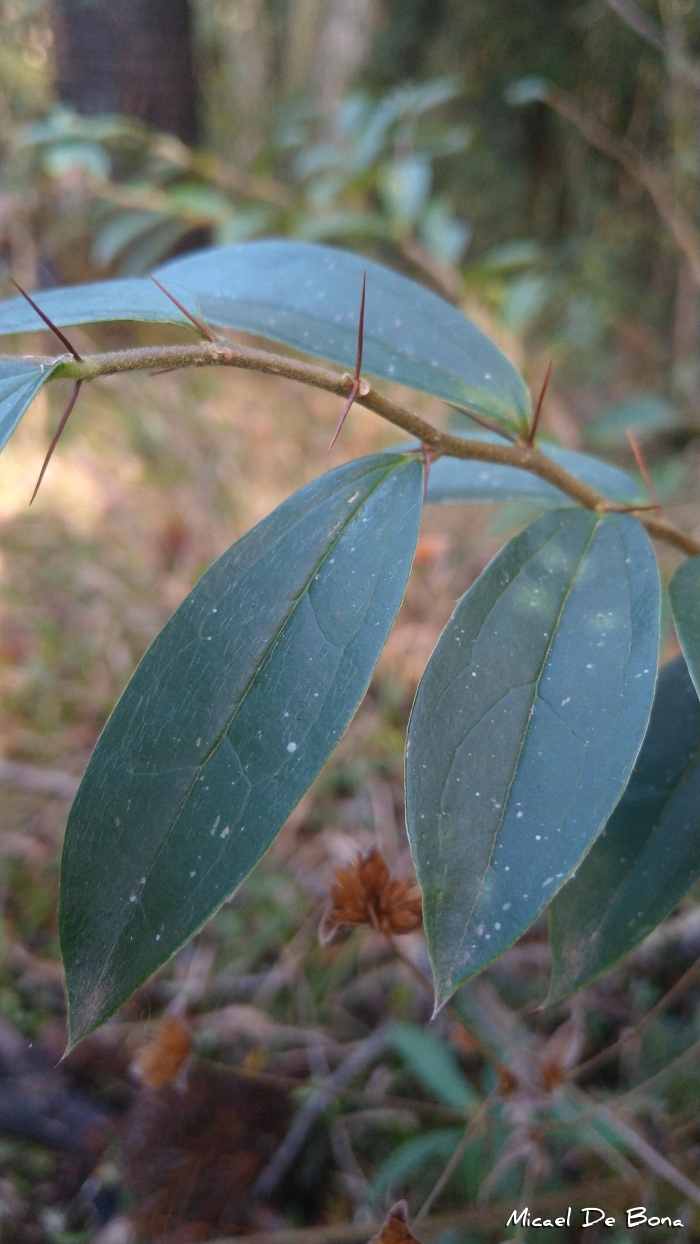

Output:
xmin=7 ymin=340 xmax=700 ymax=558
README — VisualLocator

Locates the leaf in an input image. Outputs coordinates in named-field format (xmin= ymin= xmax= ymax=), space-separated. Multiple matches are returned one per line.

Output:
xmin=369 ymin=1202 xmax=421 ymax=1244
xmin=0 ymin=358 xmax=61 ymax=453
xmin=60 ymin=452 xmax=424 ymax=1045
xmin=0 ymin=243 xmax=531 ymax=434
xmin=388 ymin=1022 xmax=479 ymax=1110
xmin=670 ymin=557 xmax=700 ymax=698
xmin=406 ymin=508 xmax=660 ymax=1006
xmin=505 ymin=76 xmax=552 ymax=105
xmin=426 ymin=437 xmax=641 ymax=507
xmin=0 ymin=278 xmax=199 ymax=335
xmin=92 ymin=210 xmax=167 ymax=268
xmin=585 ymin=394 xmax=684 ymax=448
xmin=373 ymin=1130 xmax=463 ymax=1196
xmin=548 ymin=656 xmax=700 ymax=1002
xmin=155 ymin=242 xmax=531 ymax=433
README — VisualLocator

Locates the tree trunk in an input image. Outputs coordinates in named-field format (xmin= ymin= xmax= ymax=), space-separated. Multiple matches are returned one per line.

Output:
xmin=52 ymin=0 xmax=198 ymax=144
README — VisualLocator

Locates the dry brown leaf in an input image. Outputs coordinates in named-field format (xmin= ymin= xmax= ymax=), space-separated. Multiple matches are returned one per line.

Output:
xmin=319 ymin=848 xmax=422 ymax=945
xmin=370 ymin=1201 xmax=421 ymax=1244
xmin=135 ymin=1017 xmax=192 ymax=1089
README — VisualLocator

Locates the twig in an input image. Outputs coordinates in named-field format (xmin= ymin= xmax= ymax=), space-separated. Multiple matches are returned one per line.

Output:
xmin=568 ymin=954 xmax=700 ymax=1082
xmin=253 ymin=1026 xmax=389 ymax=1199
xmin=603 ymin=0 xmax=700 ymax=86
xmin=566 ymin=1085 xmax=700 ymax=1205
xmin=195 ymin=1058 xmax=470 ymax=1123
xmin=627 ymin=428 xmax=662 ymax=515
xmin=202 ymin=1177 xmax=628 ymax=1244
xmin=0 ymin=757 xmax=80 ymax=800
xmin=543 ymin=86 xmax=700 ymax=288
xmin=603 ymin=0 xmax=666 ymax=52
xmin=328 ymin=272 xmax=366 ymax=453
xmin=30 ymin=380 xmax=82 ymax=503
xmin=412 ymin=1091 xmax=497 ymax=1225
xmin=36 ymin=341 xmax=700 ymax=557
xmin=390 ymin=939 xmax=512 ymax=1079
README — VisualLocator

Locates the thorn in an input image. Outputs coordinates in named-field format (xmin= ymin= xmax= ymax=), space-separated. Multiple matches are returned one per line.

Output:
xmin=328 ymin=272 xmax=366 ymax=453
xmin=447 ymin=404 xmax=518 ymax=442
xmin=527 ymin=358 xmax=552 ymax=445
xmin=10 ymin=278 xmax=82 ymax=361
xmin=421 ymin=442 xmax=436 ymax=499
xmin=30 ymin=380 xmax=82 ymax=504
xmin=626 ymin=429 xmax=661 ymax=515
xmin=149 ymin=275 xmax=218 ymax=343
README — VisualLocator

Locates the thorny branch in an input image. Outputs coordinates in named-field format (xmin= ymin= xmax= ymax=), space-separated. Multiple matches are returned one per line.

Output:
xmin=541 ymin=85 xmax=700 ymax=289
xmin=11 ymin=338 xmax=698 ymax=556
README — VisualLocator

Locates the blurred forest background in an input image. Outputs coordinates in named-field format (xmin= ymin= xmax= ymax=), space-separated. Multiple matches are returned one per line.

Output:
xmin=2 ymin=3 xmax=700 ymax=1242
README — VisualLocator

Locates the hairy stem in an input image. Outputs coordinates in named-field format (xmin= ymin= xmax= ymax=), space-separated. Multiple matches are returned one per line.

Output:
xmin=17 ymin=339 xmax=700 ymax=557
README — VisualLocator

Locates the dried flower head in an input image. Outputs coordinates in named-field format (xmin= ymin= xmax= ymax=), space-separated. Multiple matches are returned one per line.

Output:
xmin=320 ymin=847 xmax=422 ymax=945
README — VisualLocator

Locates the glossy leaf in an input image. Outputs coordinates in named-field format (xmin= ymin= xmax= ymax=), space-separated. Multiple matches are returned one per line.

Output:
xmin=670 ymin=557 xmax=700 ymax=698
xmin=548 ymin=656 xmax=700 ymax=1001
xmin=0 ymin=278 xmax=198 ymax=335
xmin=0 ymin=358 xmax=62 ymax=452
xmin=60 ymin=452 xmax=423 ymax=1044
xmin=155 ymin=243 xmax=530 ymax=432
xmin=0 ymin=242 xmax=531 ymax=433
xmin=406 ymin=508 xmax=660 ymax=1006
xmin=426 ymin=438 xmax=641 ymax=507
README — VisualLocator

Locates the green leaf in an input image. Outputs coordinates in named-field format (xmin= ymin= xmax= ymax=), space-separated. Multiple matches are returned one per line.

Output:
xmin=0 ymin=358 xmax=61 ymax=453
xmin=548 ymin=656 xmax=700 ymax=1002
xmin=60 ymin=452 xmax=423 ymax=1045
xmin=505 ymin=76 xmax=552 ymax=105
xmin=388 ymin=1021 xmax=479 ymax=1110
xmin=426 ymin=438 xmax=641 ymax=507
xmin=373 ymin=1129 xmax=463 ymax=1196
xmin=92 ymin=210 xmax=167 ymax=268
xmin=585 ymin=394 xmax=684 ymax=448
xmin=406 ymin=509 xmax=660 ymax=1006
xmin=670 ymin=557 xmax=700 ymax=698
xmin=0 ymin=278 xmax=199 ymax=335
xmin=0 ymin=242 xmax=531 ymax=434
xmin=156 ymin=243 xmax=531 ymax=432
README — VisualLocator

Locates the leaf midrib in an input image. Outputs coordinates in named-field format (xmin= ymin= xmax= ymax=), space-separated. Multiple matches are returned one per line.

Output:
xmin=447 ymin=512 xmax=600 ymax=979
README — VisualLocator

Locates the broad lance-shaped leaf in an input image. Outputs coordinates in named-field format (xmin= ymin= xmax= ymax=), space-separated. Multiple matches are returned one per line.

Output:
xmin=670 ymin=556 xmax=700 ymax=698
xmin=0 ymin=278 xmax=198 ymax=336
xmin=155 ymin=243 xmax=530 ymax=433
xmin=0 ymin=241 xmax=530 ymax=435
xmin=548 ymin=655 xmax=700 ymax=1002
xmin=0 ymin=358 xmax=62 ymax=452
xmin=60 ymin=452 xmax=423 ymax=1044
xmin=426 ymin=438 xmax=641 ymax=508
xmin=406 ymin=508 xmax=660 ymax=1006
